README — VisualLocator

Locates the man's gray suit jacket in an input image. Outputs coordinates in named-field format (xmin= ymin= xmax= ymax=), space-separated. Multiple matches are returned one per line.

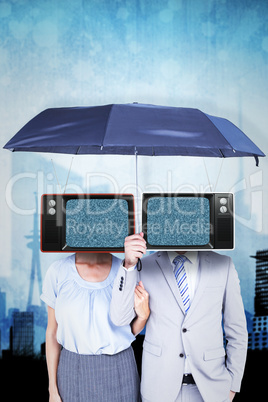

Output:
xmin=110 ymin=251 xmax=248 ymax=402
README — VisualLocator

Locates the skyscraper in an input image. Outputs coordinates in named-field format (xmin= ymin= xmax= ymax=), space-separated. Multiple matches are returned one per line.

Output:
xmin=248 ymin=250 xmax=268 ymax=350
xmin=253 ymin=250 xmax=268 ymax=316
xmin=0 ymin=289 xmax=6 ymax=322
xmin=0 ymin=290 xmax=6 ymax=355
xmin=12 ymin=311 xmax=34 ymax=356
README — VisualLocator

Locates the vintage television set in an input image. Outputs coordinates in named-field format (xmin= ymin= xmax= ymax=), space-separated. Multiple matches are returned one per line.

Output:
xmin=41 ymin=193 xmax=135 ymax=252
xmin=142 ymin=192 xmax=234 ymax=250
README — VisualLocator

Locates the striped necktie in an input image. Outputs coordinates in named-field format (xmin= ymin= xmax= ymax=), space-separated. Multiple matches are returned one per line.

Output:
xmin=173 ymin=254 xmax=190 ymax=313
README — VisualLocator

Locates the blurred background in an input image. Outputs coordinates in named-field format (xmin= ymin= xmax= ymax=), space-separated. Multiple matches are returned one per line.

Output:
xmin=0 ymin=0 xmax=267 ymax=399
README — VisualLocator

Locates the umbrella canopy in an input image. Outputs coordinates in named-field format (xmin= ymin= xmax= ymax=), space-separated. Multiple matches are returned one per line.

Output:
xmin=3 ymin=103 xmax=265 ymax=165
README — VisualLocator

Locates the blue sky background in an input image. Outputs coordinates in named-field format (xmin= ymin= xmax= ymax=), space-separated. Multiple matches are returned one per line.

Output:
xmin=0 ymin=0 xmax=268 ymax=351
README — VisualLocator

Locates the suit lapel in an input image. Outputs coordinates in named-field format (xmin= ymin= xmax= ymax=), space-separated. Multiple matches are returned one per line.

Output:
xmin=186 ymin=251 xmax=211 ymax=319
xmin=155 ymin=251 xmax=185 ymax=314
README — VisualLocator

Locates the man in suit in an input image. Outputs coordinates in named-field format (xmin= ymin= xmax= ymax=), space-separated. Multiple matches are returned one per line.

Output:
xmin=110 ymin=233 xmax=248 ymax=402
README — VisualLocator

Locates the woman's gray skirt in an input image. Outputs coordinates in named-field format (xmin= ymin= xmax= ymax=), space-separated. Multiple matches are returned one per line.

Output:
xmin=57 ymin=347 xmax=140 ymax=402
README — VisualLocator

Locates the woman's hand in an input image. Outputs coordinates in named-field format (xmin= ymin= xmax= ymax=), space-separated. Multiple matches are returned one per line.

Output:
xmin=49 ymin=390 xmax=62 ymax=402
xmin=134 ymin=281 xmax=150 ymax=320
xmin=131 ymin=281 xmax=150 ymax=336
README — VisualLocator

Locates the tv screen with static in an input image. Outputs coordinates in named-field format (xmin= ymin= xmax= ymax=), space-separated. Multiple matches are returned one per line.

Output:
xmin=41 ymin=194 xmax=135 ymax=252
xmin=146 ymin=196 xmax=210 ymax=246
xmin=66 ymin=198 xmax=129 ymax=248
xmin=142 ymin=193 xmax=234 ymax=250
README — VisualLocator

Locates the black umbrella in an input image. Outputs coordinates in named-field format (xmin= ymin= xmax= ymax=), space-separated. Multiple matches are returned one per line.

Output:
xmin=4 ymin=103 xmax=265 ymax=232
xmin=4 ymin=103 xmax=265 ymax=164
xmin=4 ymin=103 xmax=265 ymax=254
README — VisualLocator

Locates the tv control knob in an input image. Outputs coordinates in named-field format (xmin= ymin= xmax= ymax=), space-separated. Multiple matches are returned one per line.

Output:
xmin=220 ymin=198 xmax=227 ymax=205
xmin=48 ymin=207 xmax=56 ymax=215
xmin=220 ymin=206 xmax=227 ymax=213
xmin=49 ymin=199 xmax=56 ymax=207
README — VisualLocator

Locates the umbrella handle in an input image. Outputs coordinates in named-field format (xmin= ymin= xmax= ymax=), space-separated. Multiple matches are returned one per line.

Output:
xmin=137 ymin=258 xmax=142 ymax=272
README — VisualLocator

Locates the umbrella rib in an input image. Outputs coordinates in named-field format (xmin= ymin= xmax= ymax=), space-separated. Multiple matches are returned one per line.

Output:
xmin=101 ymin=104 xmax=115 ymax=150
xmin=203 ymin=112 xmax=235 ymax=156
xmin=218 ymin=149 xmax=225 ymax=157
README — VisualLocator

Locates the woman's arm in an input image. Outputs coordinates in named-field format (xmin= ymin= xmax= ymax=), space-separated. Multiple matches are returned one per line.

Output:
xmin=131 ymin=281 xmax=150 ymax=336
xmin=46 ymin=306 xmax=62 ymax=402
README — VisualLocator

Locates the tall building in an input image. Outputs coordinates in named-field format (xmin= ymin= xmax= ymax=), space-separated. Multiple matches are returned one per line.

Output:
xmin=253 ymin=250 xmax=268 ymax=316
xmin=0 ymin=290 xmax=6 ymax=355
xmin=248 ymin=250 xmax=268 ymax=350
xmin=12 ymin=311 xmax=34 ymax=356
xmin=26 ymin=195 xmax=43 ymax=309
xmin=0 ymin=289 xmax=6 ymax=322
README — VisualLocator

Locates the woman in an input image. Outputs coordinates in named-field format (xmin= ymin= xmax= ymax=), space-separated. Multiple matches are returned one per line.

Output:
xmin=41 ymin=252 xmax=150 ymax=402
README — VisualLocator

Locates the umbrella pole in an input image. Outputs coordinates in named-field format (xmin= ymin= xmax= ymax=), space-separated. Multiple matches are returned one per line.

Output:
xmin=135 ymin=150 xmax=143 ymax=274
xmin=135 ymin=150 xmax=141 ymax=233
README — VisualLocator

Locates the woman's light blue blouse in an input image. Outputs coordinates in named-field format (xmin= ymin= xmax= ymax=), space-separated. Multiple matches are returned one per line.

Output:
xmin=40 ymin=254 xmax=135 ymax=355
